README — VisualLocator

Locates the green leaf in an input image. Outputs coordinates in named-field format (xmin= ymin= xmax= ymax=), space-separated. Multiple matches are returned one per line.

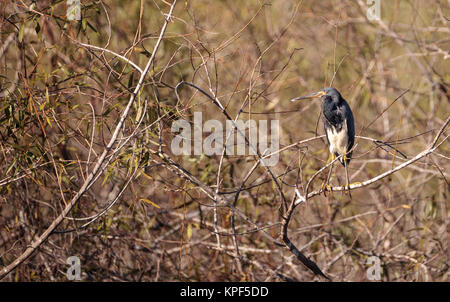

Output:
xmin=18 ymin=22 xmax=25 ymax=43
xmin=81 ymin=18 xmax=87 ymax=31
xmin=127 ymin=73 xmax=134 ymax=88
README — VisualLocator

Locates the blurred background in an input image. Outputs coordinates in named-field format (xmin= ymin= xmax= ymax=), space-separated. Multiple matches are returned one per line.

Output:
xmin=0 ymin=0 xmax=448 ymax=281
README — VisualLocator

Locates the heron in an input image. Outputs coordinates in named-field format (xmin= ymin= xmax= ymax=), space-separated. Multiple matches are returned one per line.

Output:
xmin=291 ymin=87 xmax=355 ymax=195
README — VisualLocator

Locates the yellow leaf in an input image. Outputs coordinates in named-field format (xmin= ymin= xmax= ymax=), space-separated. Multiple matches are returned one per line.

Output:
xmin=401 ymin=204 xmax=411 ymax=209
xmin=148 ymin=139 xmax=166 ymax=147
xmin=140 ymin=198 xmax=160 ymax=209
xmin=140 ymin=171 xmax=153 ymax=180
xmin=18 ymin=22 xmax=25 ymax=42
xmin=187 ymin=223 xmax=192 ymax=240
xmin=46 ymin=116 xmax=52 ymax=128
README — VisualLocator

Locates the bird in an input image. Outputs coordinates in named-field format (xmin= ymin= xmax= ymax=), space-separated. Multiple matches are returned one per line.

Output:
xmin=291 ymin=87 xmax=355 ymax=195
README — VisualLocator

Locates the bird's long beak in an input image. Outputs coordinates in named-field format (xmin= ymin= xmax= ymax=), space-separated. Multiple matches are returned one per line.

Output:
xmin=291 ymin=90 xmax=326 ymax=102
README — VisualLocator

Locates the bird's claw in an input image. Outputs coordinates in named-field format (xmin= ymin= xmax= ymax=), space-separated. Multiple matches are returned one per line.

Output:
xmin=321 ymin=184 xmax=333 ymax=196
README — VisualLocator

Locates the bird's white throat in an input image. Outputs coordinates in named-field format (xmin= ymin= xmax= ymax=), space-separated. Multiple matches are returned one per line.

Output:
xmin=326 ymin=119 xmax=349 ymax=156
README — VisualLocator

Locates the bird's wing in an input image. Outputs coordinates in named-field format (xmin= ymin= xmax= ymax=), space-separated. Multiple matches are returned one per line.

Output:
xmin=323 ymin=101 xmax=345 ymax=131
xmin=345 ymin=103 xmax=355 ymax=150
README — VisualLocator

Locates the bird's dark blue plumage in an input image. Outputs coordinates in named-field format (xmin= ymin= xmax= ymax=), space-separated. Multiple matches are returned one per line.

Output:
xmin=320 ymin=87 xmax=355 ymax=166
xmin=291 ymin=87 xmax=355 ymax=194
xmin=291 ymin=87 xmax=355 ymax=166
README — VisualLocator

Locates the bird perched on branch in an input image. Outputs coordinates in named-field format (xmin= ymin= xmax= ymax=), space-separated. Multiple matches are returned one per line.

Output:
xmin=291 ymin=87 xmax=355 ymax=195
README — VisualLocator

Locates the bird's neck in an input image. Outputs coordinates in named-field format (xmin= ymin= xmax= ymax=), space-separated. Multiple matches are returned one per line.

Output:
xmin=323 ymin=96 xmax=341 ymax=108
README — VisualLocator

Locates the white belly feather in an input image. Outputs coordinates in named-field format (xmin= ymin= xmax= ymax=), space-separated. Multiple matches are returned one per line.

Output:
xmin=326 ymin=119 xmax=348 ymax=156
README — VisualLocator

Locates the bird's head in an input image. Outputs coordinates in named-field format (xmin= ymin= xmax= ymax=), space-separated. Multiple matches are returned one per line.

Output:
xmin=291 ymin=87 xmax=342 ymax=103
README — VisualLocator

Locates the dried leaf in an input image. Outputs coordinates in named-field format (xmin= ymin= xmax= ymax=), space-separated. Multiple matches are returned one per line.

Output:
xmin=140 ymin=198 xmax=160 ymax=209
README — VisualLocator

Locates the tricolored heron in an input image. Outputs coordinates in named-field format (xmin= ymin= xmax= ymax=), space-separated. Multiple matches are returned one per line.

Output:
xmin=291 ymin=87 xmax=355 ymax=195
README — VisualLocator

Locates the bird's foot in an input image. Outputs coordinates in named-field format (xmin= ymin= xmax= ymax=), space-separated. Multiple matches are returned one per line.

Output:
xmin=321 ymin=183 xmax=333 ymax=195
xmin=342 ymin=182 xmax=361 ymax=198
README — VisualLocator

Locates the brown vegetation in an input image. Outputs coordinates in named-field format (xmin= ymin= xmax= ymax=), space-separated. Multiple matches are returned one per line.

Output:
xmin=0 ymin=0 xmax=449 ymax=281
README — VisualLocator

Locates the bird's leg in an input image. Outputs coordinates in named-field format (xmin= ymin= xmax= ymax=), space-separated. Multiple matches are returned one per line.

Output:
xmin=343 ymin=154 xmax=352 ymax=198
xmin=323 ymin=153 xmax=334 ymax=194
